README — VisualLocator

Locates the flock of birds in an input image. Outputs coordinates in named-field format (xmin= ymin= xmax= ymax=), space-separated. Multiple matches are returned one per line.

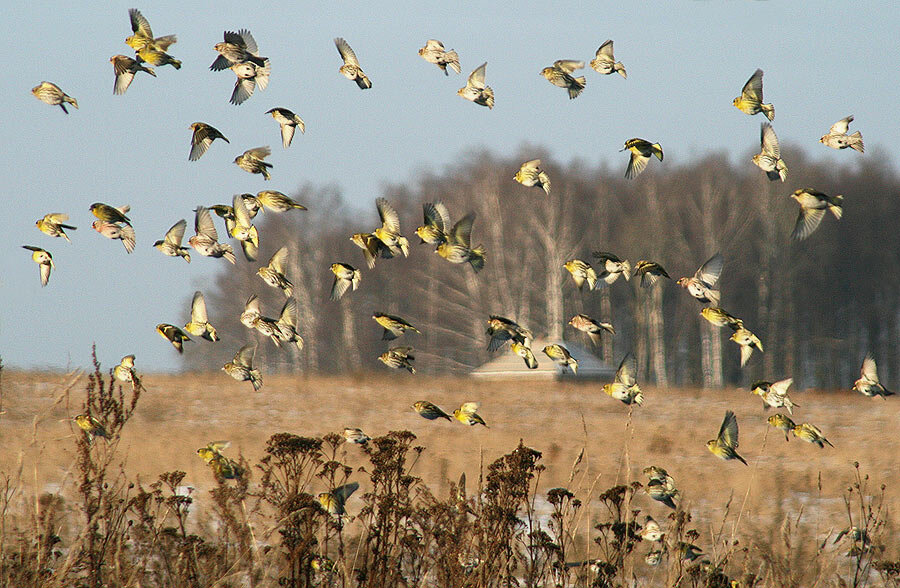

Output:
xmin=28 ymin=9 xmax=891 ymax=534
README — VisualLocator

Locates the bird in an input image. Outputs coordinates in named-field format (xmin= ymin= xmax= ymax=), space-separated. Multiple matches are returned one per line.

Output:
xmin=183 ymin=291 xmax=219 ymax=342
xmin=852 ymin=353 xmax=894 ymax=398
xmin=90 ymin=203 xmax=131 ymax=225
xmin=110 ymin=55 xmax=155 ymax=94
xmin=257 ymin=246 xmax=293 ymax=297
xmin=189 ymin=122 xmax=229 ymax=161
xmin=91 ymin=220 xmax=136 ymax=253
xmin=644 ymin=549 xmax=663 ymax=567
xmin=330 ymin=263 xmax=361 ymax=300
xmin=373 ymin=198 xmax=410 ymax=257
xmin=753 ymin=122 xmax=788 ymax=182
xmin=435 ymin=213 xmax=485 ymax=272
xmin=676 ymin=252 xmax=723 ymax=305
xmin=415 ymin=201 xmax=451 ymax=246
xmin=791 ymin=423 xmax=834 ymax=448
xmin=458 ymin=62 xmax=494 ymax=108
xmin=750 ymin=378 xmax=797 ymax=414
xmin=411 ymin=400 xmax=452 ymax=422
xmin=230 ymin=59 xmax=270 ymax=105
xmin=730 ymin=326 xmax=763 ymax=367
xmin=568 ymin=314 xmax=615 ymax=347
xmin=373 ymin=313 xmax=419 ymax=340
xmin=136 ymin=46 xmax=181 ymax=69
xmin=266 ymin=108 xmax=305 ymax=148
xmin=334 ymin=38 xmax=371 ymax=89
xmin=189 ymin=207 xmax=236 ymax=264
xmin=351 ymin=232 xmax=393 ymax=269
xmin=590 ymin=40 xmax=626 ymax=78
xmin=540 ymin=60 xmax=586 ymax=99
xmin=74 ymin=415 xmax=109 ymax=444
xmin=255 ymin=190 xmax=307 ymax=213
xmin=418 ymin=39 xmax=461 ymax=75
xmin=153 ymin=219 xmax=191 ymax=262
xmin=36 ymin=213 xmax=76 ymax=242
xmin=767 ymin=414 xmax=796 ymax=441
xmin=156 ymin=323 xmax=191 ymax=353
xmin=114 ymin=354 xmax=138 ymax=385
xmin=677 ymin=543 xmax=705 ymax=562
xmin=514 ymin=159 xmax=551 ymax=195
xmin=621 ymin=139 xmax=663 ymax=179
xmin=733 ymin=68 xmax=774 ymax=121
xmin=223 ymin=343 xmax=263 ymax=391
xmin=378 ymin=346 xmax=416 ymax=374
xmin=707 ymin=410 xmax=747 ymax=465
xmin=789 ymin=189 xmax=843 ymax=241
xmin=453 ymin=402 xmax=487 ymax=427
xmin=230 ymin=193 xmax=259 ymax=262
xmin=197 ymin=441 xmax=243 ymax=480
xmin=633 ymin=260 xmax=671 ymax=288
xmin=486 ymin=316 xmax=533 ymax=351
xmin=274 ymin=298 xmax=304 ymax=350
xmin=318 ymin=482 xmax=359 ymax=516
xmin=234 ymin=146 xmax=273 ymax=180
xmin=32 ymin=81 xmax=78 ymax=113
xmin=511 ymin=342 xmax=538 ymax=369
xmin=643 ymin=466 xmax=679 ymax=508
xmin=342 ymin=428 xmax=371 ymax=445
xmin=564 ymin=259 xmax=598 ymax=291
xmin=543 ymin=344 xmax=578 ymax=374
xmin=210 ymin=29 xmax=267 ymax=71
xmin=641 ymin=516 xmax=664 ymax=542
xmin=820 ymin=116 xmax=864 ymax=152
xmin=125 ymin=8 xmax=176 ymax=53
xmin=603 ymin=352 xmax=643 ymax=406
xmin=700 ymin=307 xmax=743 ymax=330
xmin=239 ymin=296 xmax=284 ymax=347
xmin=22 ymin=246 xmax=54 ymax=286
xmin=591 ymin=251 xmax=632 ymax=285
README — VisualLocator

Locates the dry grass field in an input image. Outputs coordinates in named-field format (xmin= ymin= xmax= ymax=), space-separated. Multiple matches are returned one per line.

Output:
xmin=2 ymin=366 xmax=899 ymax=586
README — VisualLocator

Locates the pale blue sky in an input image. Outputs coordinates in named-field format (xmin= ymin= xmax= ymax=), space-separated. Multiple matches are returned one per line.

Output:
xmin=3 ymin=1 xmax=898 ymax=371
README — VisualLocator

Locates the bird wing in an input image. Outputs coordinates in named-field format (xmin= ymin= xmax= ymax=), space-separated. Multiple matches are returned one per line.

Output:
xmin=424 ymin=39 xmax=444 ymax=51
xmin=770 ymin=378 xmax=793 ymax=397
xmin=521 ymin=159 xmax=541 ymax=171
xmin=695 ymin=252 xmax=724 ymax=286
xmin=278 ymin=298 xmax=299 ymax=328
xmin=232 ymin=194 xmax=253 ymax=228
xmin=422 ymin=202 xmax=444 ymax=232
xmin=165 ymin=219 xmax=187 ymax=245
xmin=129 ymin=8 xmax=152 ymax=37
xmin=191 ymin=291 xmax=208 ymax=323
xmin=333 ymin=481 xmax=360 ymax=502
xmin=450 ymin=213 xmax=475 ymax=247
xmin=791 ymin=207 xmax=825 ymax=241
xmin=246 ymin=146 xmax=271 ymax=160
xmin=376 ymin=198 xmax=400 ymax=233
xmin=331 ymin=274 xmax=351 ymax=300
xmin=40 ymin=261 xmax=51 ymax=286
xmin=234 ymin=343 xmax=256 ymax=367
xmin=112 ymin=59 xmax=136 ymax=95
xmin=195 ymin=207 xmax=219 ymax=240
xmin=597 ymin=39 xmax=614 ymax=58
xmin=760 ymin=123 xmax=780 ymax=159
xmin=243 ymin=294 xmax=261 ymax=315
xmin=231 ymin=77 xmax=256 ymax=105
xmin=861 ymin=353 xmax=879 ymax=383
xmin=719 ymin=410 xmax=739 ymax=449
xmin=459 ymin=402 xmax=479 ymax=415
xmin=625 ymin=151 xmax=650 ymax=179
xmin=615 ymin=352 xmax=637 ymax=386
xmin=829 ymin=116 xmax=852 ymax=135
xmin=334 ymin=37 xmax=359 ymax=66
xmin=239 ymin=29 xmax=260 ymax=55
xmin=268 ymin=245 xmax=288 ymax=272
xmin=46 ymin=213 xmax=70 ymax=223
xmin=741 ymin=68 xmax=764 ymax=101
xmin=468 ymin=62 xmax=487 ymax=89
xmin=554 ymin=60 xmax=584 ymax=74
xmin=280 ymin=123 xmax=296 ymax=148
xmin=153 ymin=35 xmax=177 ymax=51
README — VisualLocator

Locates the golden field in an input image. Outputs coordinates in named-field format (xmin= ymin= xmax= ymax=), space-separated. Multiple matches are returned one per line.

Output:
xmin=4 ymin=368 xmax=898 ymax=540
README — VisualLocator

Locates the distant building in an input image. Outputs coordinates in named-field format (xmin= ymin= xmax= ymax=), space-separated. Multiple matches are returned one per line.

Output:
xmin=470 ymin=338 xmax=615 ymax=380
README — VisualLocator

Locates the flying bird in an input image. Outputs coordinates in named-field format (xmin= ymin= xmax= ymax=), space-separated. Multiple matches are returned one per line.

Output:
xmin=418 ymin=39 xmax=461 ymax=75
xmin=750 ymin=378 xmax=797 ymax=414
xmin=266 ymin=107 xmax=305 ymax=148
xmin=621 ymin=139 xmax=663 ymax=179
xmin=36 ymin=213 xmax=76 ymax=242
xmin=189 ymin=122 xmax=229 ymax=161
xmin=343 ymin=428 xmax=371 ymax=445
xmin=458 ymin=62 xmax=494 ymax=108
xmin=514 ymin=159 xmax=551 ymax=195
xmin=189 ymin=206 xmax=236 ymax=264
xmin=633 ymin=260 xmax=670 ymax=288
xmin=156 ymin=323 xmax=191 ymax=354
xmin=753 ymin=122 xmax=788 ymax=182
xmin=74 ymin=415 xmax=109 ymax=444
xmin=540 ymin=60 xmax=586 ymax=99
xmin=568 ymin=313 xmax=614 ymax=347
xmin=511 ymin=341 xmax=538 ymax=369
xmin=318 ymin=482 xmax=359 ymax=516
xmin=210 ymin=29 xmax=267 ymax=70
xmin=820 ymin=115 xmax=864 ymax=152
xmin=330 ymin=263 xmax=361 ymax=300
xmin=373 ymin=313 xmax=420 ymax=340
xmin=564 ymin=259 xmax=598 ymax=291
xmin=676 ymin=252 xmax=723 ymax=305
xmin=707 ymin=410 xmax=747 ymax=465
xmin=351 ymin=232 xmax=393 ymax=268
xmin=791 ymin=422 xmax=834 ymax=448
xmin=591 ymin=251 xmax=631 ymax=285
xmin=435 ymin=212 xmax=485 ymax=272
xmin=229 ymin=59 xmax=270 ymax=105
xmin=255 ymin=190 xmax=307 ymax=213
xmin=700 ymin=307 xmax=743 ymax=330
xmin=257 ymin=246 xmax=293 ymax=297
xmin=223 ymin=343 xmax=263 ymax=391
xmin=32 ymin=82 xmax=78 ymax=113
xmin=90 ymin=203 xmax=131 ymax=225
xmin=92 ymin=220 xmax=136 ymax=253
xmin=453 ymin=402 xmax=487 ymax=427
xmin=603 ymin=352 xmax=643 ymax=406
xmin=234 ymin=146 xmax=273 ymax=180
xmin=125 ymin=8 xmax=176 ymax=53
xmin=852 ymin=353 xmax=893 ymax=398
xmin=412 ymin=400 xmax=453 ymax=421
xmin=114 ymin=354 xmax=138 ymax=385
xmin=153 ymin=219 xmax=191 ymax=262
xmin=229 ymin=193 xmax=259 ymax=262
xmin=378 ymin=346 xmax=416 ymax=373
xmin=790 ymin=189 xmax=842 ymax=241
xmin=486 ymin=316 xmax=533 ymax=351
xmin=110 ymin=55 xmax=155 ymax=94
xmin=183 ymin=291 xmax=219 ymax=342
xmin=373 ymin=198 xmax=410 ymax=257
xmin=543 ymin=344 xmax=578 ymax=374
xmin=590 ymin=40 xmax=626 ymax=78
xmin=334 ymin=38 xmax=371 ymax=89
xmin=767 ymin=414 xmax=796 ymax=441
xmin=731 ymin=326 xmax=763 ymax=367
xmin=22 ymin=246 xmax=54 ymax=286
xmin=415 ymin=201 xmax=451 ymax=246
xmin=733 ymin=68 xmax=774 ymax=120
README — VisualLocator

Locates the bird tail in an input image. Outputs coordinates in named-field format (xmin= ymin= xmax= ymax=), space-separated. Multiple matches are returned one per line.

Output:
xmin=615 ymin=62 xmax=627 ymax=79
xmin=568 ymin=77 xmax=586 ymax=99
xmin=469 ymin=246 xmax=486 ymax=273
xmin=830 ymin=195 xmax=844 ymax=219
xmin=569 ymin=359 xmax=578 ymax=374
xmin=761 ymin=103 xmax=774 ymax=121
xmin=621 ymin=260 xmax=632 ymax=279
xmin=406 ymin=364 xmax=416 ymax=375
xmin=849 ymin=131 xmax=864 ymax=153
xmin=539 ymin=172 xmax=551 ymax=195
xmin=482 ymin=87 xmax=495 ymax=109
xmin=651 ymin=144 xmax=664 ymax=161
xmin=171 ymin=58 xmax=182 ymax=70
xmin=586 ymin=269 xmax=598 ymax=291
xmin=632 ymin=387 xmax=644 ymax=406
xmin=446 ymin=50 xmax=461 ymax=74
xmin=223 ymin=246 xmax=236 ymax=265
xmin=144 ymin=65 xmax=157 ymax=77
xmin=251 ymin=371 xmax=263 ymax=391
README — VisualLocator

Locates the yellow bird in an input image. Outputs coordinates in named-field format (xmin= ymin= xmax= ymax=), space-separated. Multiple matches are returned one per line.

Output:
xmin=453 ymin=402 xmax=487 ymax=427
xmin=621 ymin=139 xmax=663 ymax=179
xmin=706 ymin=410 xmax=747 ymax=465
xmin=733 ymin=68 xmax=774 ymax=121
